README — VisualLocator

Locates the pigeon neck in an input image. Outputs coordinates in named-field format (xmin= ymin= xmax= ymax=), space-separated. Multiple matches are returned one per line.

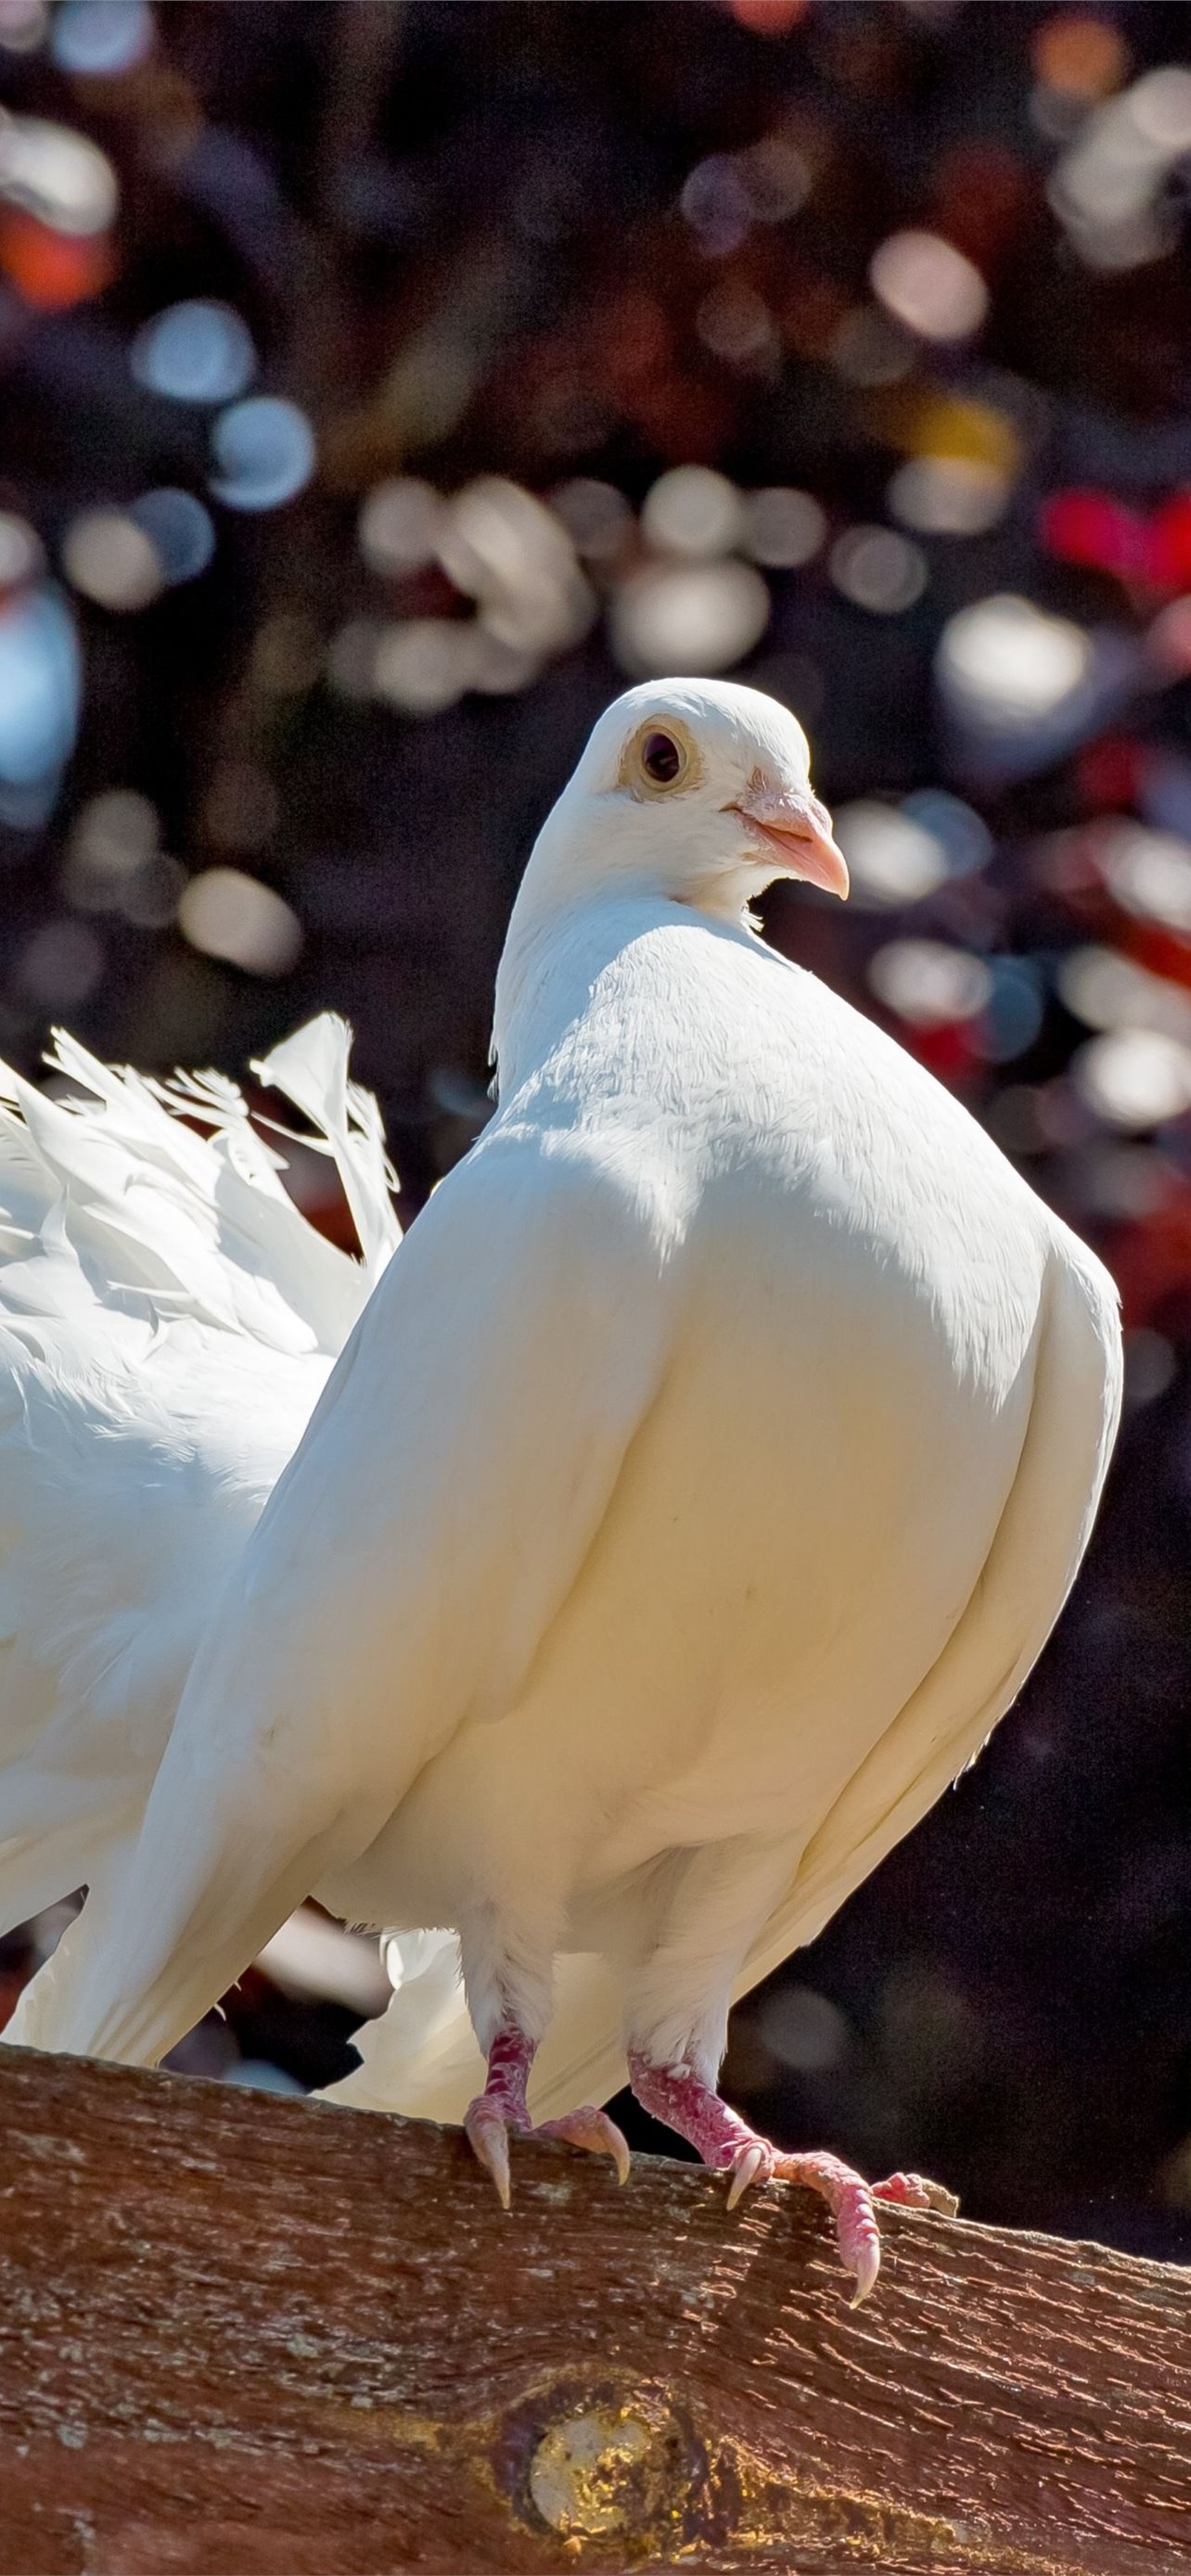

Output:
xmin=492 ymin=884 xmax=691 ymax=1099
xmin=492 ymin=886 xmax=611 ymax=1096
xmin=491 ymin=805 xmax=755 ymax=1094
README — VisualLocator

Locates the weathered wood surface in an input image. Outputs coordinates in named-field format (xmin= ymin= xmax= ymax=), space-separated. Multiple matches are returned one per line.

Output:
xmin=0 ymin=2047 xmax=1187 ymax=2575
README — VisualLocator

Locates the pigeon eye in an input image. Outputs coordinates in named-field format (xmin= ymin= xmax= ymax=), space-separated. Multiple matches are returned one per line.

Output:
xmin=617 ymin=718 xmax=701 ymax=797
xmin=641 ymin=730 xmax=684 ymax=785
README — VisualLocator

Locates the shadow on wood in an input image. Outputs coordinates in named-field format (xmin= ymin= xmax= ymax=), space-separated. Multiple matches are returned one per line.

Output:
xmin=0 ymin=2046 xmax=1186 ymax=2574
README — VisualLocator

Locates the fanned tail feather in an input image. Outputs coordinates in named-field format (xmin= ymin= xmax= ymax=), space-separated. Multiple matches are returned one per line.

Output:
xmin=5 ymin=1014 xmax=402 ymax=1353
xmin=0 ymin=1014 xmax=401 ymax=1953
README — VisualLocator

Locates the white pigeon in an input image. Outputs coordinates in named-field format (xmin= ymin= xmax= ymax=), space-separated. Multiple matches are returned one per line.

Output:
xmin=0 ymin=1016 xmax=399 ymax=1955
xmin=9 ymin=680 xmax=1121 ymax=2302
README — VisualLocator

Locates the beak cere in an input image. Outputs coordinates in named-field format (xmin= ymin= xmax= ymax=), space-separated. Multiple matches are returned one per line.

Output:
xmin=732 ymin=790 xmax=850 ymax=900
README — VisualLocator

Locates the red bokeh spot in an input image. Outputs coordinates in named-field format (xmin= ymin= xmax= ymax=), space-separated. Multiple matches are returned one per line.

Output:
xmin=1042 ymin=488 xmax=1154 ymax=581
xmin=1077 ymin=737 xmax=1144 ymax=811
xmin=0 ymin=211 xmax=115 ymax=311
xmin=907 ymin=1022 xmax=980 ymax=1083
xmin=727 ymin=0 xmax=808 ymax=32
xmin=1151 ymin=492 xmax=1191 ymax=586
xmin=1043 ymin=485 xmax=1191 ymax=590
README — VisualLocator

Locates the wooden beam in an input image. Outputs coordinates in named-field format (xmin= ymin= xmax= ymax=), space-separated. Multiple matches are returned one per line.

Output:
xmin=0 ymin=2047 xmax=1186 ymax=2575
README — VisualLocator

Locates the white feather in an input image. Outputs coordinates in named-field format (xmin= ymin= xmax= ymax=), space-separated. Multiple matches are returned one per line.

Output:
xmin=0 ymin=1017 xmax=399 ymax=1941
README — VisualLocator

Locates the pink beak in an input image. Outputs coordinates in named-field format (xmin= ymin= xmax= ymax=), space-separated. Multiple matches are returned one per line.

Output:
xmin=730 ymin=788 xmax=850 ymax=900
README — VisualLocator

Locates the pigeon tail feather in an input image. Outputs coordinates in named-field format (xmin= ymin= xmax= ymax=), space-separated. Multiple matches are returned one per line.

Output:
xmin=0 ymin=1015 xmax=400 ymax=1947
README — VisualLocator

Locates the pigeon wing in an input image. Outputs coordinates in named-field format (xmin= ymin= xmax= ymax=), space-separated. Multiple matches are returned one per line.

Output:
xmin=736 ymin=1236 xmax=1121 ymax=1986
xmin=11 ymin=1132 xmax=672 ymax=2067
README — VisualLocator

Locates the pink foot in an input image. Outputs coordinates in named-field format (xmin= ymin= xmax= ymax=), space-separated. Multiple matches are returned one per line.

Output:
xmin=535 ymin=2105 xmax=632 ymax=2183
xmin=465 ymin=2020 xmax=630 ymax=2207
xmin=466 ymin=2096 xmax=630 ymax=2206
xmin=629 ymin=2047 xmax=957 ymax=2306
xmin=724 ymin=2137 xmax=956 ymax=2304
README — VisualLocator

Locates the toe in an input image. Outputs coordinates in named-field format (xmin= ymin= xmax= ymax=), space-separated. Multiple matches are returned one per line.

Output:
xmin=534 ymin=2107 xmax=632 ymax=2186
xmin=465 ymin=2098 xmax=512 ymax=2210
xmin=770 ymin=2149 xmax=884 ymax=2303
xmin=832 ymin=2174 xmax=883 ymax=2305
xmin=873 ymin=2169 xmax=960 ymax=2219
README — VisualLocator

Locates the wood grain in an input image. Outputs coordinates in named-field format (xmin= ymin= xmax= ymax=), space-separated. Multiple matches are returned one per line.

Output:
xmin=0 ymin=2046 xmax=1186 ymax=2574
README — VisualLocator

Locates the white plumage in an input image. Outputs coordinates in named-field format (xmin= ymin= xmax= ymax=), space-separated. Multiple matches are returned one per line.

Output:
xmin=0 ymin=1016 xmax=398 ymax=1952
xmin=3 ymin=680 xmax=1121 ymax=2294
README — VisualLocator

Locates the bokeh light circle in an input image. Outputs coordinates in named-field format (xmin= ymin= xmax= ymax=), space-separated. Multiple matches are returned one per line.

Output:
xmin=830 ymin=526 xmax=927 ymax=615
xmin=129 ymin=490 xmax=215 ymax=586
xmin=937 ymin=595 xmax=1091 ymax=725
xmin=373 ymin=620 xmax=471 ymax=717
xmin=132 ymin=300 xmax=257 ymax=403
xmin=869 ymin=938 xmax=992 ymax=1027
xmin=610 ymin=559 xmax=770 ymax=676
xmin=178 ymin=868 xmax=302 ymax=976
xmin=833 ymin=802 xmax=949 ymax=907
xmin=0 ymin=115 xmax=117 ymax=236
xmin=0 ymin=513 xmax=42 ymax=589
xmin=1032 ymin=13 xmax=1129 ymax=102
xmin=0 ymin=587 xmax=80 ymax=788
xmin=743 ymin=487 xmax=826 ymax=568
xmin=888 ymin=457 xmax=1010 ymax=538
xmin=1074 ymin=1028 xmax=1191 ymax=1129
xmin=51 ymin=0 xmax=152 ymax=74
xmin=358 ymin=478 xmax=443 ymax=579
xmin=209 ymin=397 xmax=316 ymax=513
xmin=869 ymin=230 xmax=989 ymax=343
xmin=62 ymin=508 xmax=162 ymax=611
xmin=641 ymin=466 xmax=744 ymax=560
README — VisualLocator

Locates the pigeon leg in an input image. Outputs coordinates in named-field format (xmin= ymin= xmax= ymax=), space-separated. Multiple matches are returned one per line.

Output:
xmin=464 ymin=2012 xmax=630 ymax=2207
xmin=623 ymin=1840 xmax=955 ymax=2302
xmin=464 ymin=2017 xmax=533 ymax=2209
xmin=627 ymin=2048 xmax=955 ymax=2304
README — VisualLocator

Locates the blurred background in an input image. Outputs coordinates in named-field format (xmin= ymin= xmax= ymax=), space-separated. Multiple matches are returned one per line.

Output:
xmin=0 ymin=0 xmax=1189 ymax=2263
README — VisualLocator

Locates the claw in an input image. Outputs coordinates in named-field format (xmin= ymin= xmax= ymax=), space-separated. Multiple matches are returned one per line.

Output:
xmin=466 ymin=2099 xmax=512 ymax=2210
xmin=848 ymin=2230 xmax=881 ymax=2308
xmin=536 ymin=2106 xmax=632 ymax=2186
xmin=725 ymin=2139 xmax=769 ymax=2211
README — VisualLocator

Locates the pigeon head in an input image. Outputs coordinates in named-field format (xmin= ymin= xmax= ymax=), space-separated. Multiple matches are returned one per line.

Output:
xmin=523 ymin=678 xmax=848 ymax=925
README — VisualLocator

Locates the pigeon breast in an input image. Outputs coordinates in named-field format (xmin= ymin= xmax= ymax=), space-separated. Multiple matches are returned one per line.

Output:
xmin=319 ymin=894 xmax=1061 ymax=1937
